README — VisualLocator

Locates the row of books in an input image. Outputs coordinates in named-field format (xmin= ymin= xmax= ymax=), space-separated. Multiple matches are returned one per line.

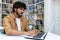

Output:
xmin=2 ymin=0 xmax=13 ymax=15
xmin=25 ymin=14 xmax=44 ymax=21
xmin=27 ymin=2 xmax=44 ymax=11
xmin=27 ymin=0 xmax=44 ymax=5
xmin=2 ymin=0 xmax=14 ymax=4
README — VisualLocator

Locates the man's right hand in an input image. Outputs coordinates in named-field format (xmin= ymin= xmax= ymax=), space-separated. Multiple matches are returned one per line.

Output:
xmin=24 ymin=30 xmax=40 ymax=36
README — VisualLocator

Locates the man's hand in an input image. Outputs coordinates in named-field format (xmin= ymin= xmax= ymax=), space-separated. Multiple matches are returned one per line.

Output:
xmin=31 ymin=29 xmax=40 ymax=36
xmin=26 ymin=29 xmax=40 ymax=36
xmin=33 ymin=29 xmax=40 ymax=36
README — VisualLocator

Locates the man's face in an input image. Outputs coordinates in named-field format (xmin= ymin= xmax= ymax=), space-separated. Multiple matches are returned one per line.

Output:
xmin=15 ymin=8 xmax=25 ymax=17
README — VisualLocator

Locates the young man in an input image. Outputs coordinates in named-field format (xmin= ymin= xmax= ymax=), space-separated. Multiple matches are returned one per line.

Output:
xmin=3 ymin=1 xmax=39 ymax=36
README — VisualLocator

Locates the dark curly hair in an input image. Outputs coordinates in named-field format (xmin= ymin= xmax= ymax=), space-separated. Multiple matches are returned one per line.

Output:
xmin=13 ymin=1 xmax=26 ymax=12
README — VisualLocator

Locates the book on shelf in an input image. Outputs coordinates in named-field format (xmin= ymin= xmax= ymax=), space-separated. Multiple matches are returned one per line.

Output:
xmin=2 ymin=0 xmax=6 ymax=2
xmin=35 ymin=0 xmax=44 ymax=3
xmin=42 ymin=2 xmax=44 ymax=8
xmin=42 ymin=8 xmax=44 ymax=13
xmin=2 ymin=0 xmax=14 ymax=4
xmin=2 ymin=13 xmax=7 ymax=18
xmin=37 ymin=3 xmax=42 ymax=9
xmin=2 ymin=4 xmax=6 ymax=8
xmin=37 ymin=9 xmax=42 ymax=13
xmin=10 ymin=0 xmax=12 ymax=3
xmin=6 ymin=0 xmax=10 ymax=3
xmin=35 ymin=0 xmax=40 ymax=3
xmin=0 ymin=3 xmax=1 ymax=7
xmin=37 ymin=14 xmax=44 ymax=20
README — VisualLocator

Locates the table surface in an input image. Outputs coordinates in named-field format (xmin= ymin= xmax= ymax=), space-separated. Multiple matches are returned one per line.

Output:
xmin=0 ymin=32 xmax=60 ymax=40
xmin=45 ymin=32 xmax=60 ymax=40
xmin=0 ymin=34 xmax=33 ymax=40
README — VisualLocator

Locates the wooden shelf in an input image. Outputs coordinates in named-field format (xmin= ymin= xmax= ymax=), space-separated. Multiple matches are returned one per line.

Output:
xmin=27 ymin=1 xmax=44 ymax=6
xmin=0 ymin=0 xmax=44 ymax=30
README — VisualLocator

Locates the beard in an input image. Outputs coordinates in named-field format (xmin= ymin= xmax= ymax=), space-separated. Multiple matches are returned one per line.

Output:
xmin=16 ymin=10 xmax=23 ymax=17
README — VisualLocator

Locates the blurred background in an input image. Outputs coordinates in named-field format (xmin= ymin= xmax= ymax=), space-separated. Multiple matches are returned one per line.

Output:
xmin=0 ymin=0 xmax=44 ymax=34
xmin=0 ymin=0 xmax=60 ymax=36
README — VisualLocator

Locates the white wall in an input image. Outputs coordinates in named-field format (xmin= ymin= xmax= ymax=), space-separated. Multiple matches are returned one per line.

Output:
xmin=44 ymin=0 xmax=60 ymax=35
xmin=54 ymin=0 xmax=60 ymax=35
xmin=44 ymin=0 xmax=55 ymax=32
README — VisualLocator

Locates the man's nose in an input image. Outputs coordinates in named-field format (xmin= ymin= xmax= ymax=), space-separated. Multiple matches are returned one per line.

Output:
xmin=22 ymin=10 xmax=24 ymax=12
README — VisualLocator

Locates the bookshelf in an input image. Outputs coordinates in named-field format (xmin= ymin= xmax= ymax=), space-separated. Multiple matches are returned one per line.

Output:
xmin=24 ymin=0 xmax=44 ymax=31
xmin=0 ymin=0 xmax=2 ymax=26
xmin=2 ymin=0 xmax=13 ymax=16
xmin=0 ymin=0 xmax=44 ymax=31
xmin=1 ymin=0 xmax=14 ymax=26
